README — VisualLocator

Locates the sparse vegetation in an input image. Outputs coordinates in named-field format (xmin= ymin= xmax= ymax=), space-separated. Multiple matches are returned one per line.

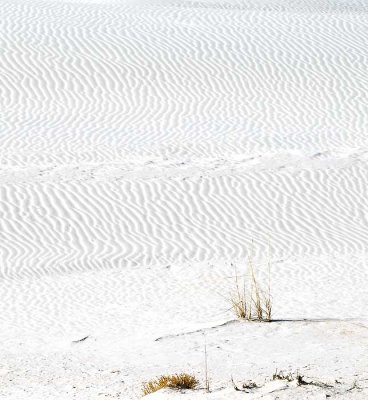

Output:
xmin=272 ymin=369 xmax=294 ymax=382
xmin=142 ymin=373 xmax=199 ymax=396
xmin=230 ymin=264 xmax=250 ymax=320
xmin=204 ymin=336 xmax=210 ymax=392
xmin=347 ymin=380 xmax=362 ymax=392
xmin=272 ymin=369 xmax=334 ymax=388
xmin=231 ymin=376 xmax=259 ymax=391
xmin=229 ymin=244 xmax=272 ymax=322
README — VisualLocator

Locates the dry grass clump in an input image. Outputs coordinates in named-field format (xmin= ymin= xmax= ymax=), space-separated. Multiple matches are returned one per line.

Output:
xmin=230 ymin=245 xmax=272 ymax=322
xmin=230 ymin=265 xmax=249 ymax=319
xmin=142 ymin=373 xmax=199 ymax=396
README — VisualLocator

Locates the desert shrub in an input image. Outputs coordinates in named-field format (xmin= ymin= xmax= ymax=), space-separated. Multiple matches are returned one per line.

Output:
xmin=229 ymin=246 xmax=272 ymax=322
xmin=142 ymin=373 xmax=199 ymax=396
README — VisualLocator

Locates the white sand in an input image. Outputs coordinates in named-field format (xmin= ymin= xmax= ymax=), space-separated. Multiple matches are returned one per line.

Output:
xmin=1 ymin=0 xmax=368 ymax=398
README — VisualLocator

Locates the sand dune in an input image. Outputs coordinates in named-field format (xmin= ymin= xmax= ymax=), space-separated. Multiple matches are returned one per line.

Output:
xmin=2 ymin=0 xmax=368 ymax=167
xmin=1 ymin=0 xmax=368 ymax=398
xmin=1 ymin=161 xmax=368 ymax=279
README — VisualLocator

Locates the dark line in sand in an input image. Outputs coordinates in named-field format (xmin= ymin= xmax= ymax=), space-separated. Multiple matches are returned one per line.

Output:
xmin=155 ymin=318 xmax=368 ymax=342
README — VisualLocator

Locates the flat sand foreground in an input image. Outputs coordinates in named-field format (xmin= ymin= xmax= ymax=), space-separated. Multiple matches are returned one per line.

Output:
xmin=1 ymin=0 xmax=368 ymax=398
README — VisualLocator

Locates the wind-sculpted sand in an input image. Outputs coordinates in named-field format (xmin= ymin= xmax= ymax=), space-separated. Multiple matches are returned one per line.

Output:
xmin=1 ymin=162 xmax=368 ymax=279
xmin=1 ymin=0 xmax=368 ymax=398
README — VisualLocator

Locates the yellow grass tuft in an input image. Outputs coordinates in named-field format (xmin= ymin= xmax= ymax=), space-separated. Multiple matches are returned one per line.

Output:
xmin=142 ymin=373 xmax=199 ymax=396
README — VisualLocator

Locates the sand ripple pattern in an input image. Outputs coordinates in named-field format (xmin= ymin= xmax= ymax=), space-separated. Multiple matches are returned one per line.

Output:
xmin=1 ymin=1 xmax=368 ymax=165
xmin=1 ymin=162 xmax=368 ymax=278
xmin=1 ymin=0 xmax=368 ymax=277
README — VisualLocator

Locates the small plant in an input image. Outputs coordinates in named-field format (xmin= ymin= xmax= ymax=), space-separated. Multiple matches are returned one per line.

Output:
xmin=264 ymin=249 xmax=272 ymax=321
xmin=230 ymin=264 xmax=250 ymax=320
xmin=232 ymin=376 xmax=259 ymax=391
xmin=272 ymin=369 xmax=294 ymax=382
xmin=272 ymin=369 xmax=334 ymax=389
xmin=204 ymin=336 xmax=210 ymax=392
xmin=250 ymin=258 xmax=264 ymax=321
xmin=229 ymin=243 xmax=272 ymax=322
xmin=347 ymin=380 xmax=361 ymax=392
xmin=142 ymin=373 xmax=199 ymax=396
